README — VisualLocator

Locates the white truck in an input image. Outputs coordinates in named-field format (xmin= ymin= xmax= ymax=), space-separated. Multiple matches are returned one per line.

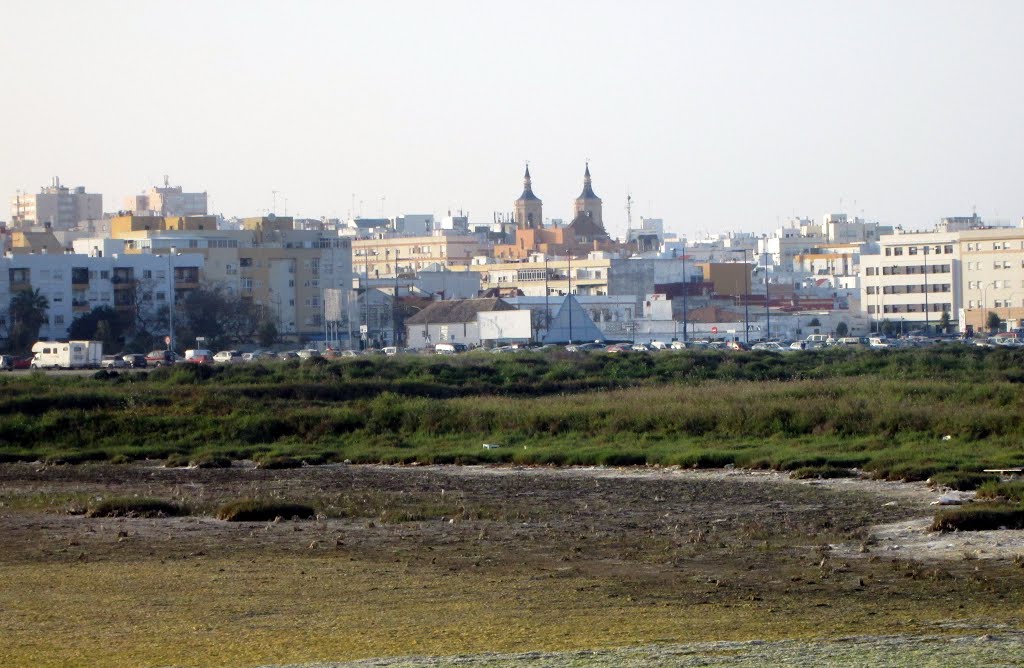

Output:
xmin=30 ymin=340 xmax=103 ymax=370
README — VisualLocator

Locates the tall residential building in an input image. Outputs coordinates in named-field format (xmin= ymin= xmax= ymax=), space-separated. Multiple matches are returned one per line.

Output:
xmin=125 ymin=177 xmax=208 ymax=216
xmin=110 ymin=214 xmax=353 ymax=340
xmin=958 ymin=227 xmax=1024 ymax=332
xmin=860 ymin=232 xmax=961 ymax=330
xmin=10 ymin=178 xmax=103 ymax=229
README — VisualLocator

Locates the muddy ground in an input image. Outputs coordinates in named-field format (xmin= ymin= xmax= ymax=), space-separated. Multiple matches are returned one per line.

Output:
xmin=1 ymin=463 xmax=1023 ymax=667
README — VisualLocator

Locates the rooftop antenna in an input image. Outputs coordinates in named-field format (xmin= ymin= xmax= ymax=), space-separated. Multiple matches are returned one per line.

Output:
xmin=625 ymin=191 xmax=633 ymax=242
xmin=163 ymin=174 xmax=169 ymax=188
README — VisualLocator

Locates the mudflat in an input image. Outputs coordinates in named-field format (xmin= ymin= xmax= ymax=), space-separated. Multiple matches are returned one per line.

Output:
xmin=1 ymin=463 xmax=1022 ymax=667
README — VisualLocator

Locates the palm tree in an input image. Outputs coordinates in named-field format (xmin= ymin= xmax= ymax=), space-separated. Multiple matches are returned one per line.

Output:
xmin=9 ymin=288 xmax=49 ymax=351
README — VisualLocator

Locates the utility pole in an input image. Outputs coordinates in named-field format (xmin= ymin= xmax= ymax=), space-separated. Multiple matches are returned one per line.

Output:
xmin=567 ymin=253 xmax=573 ymax=345
xmin=923 ymin=244 xmax=930 ymax=334
xmin=764 ymin=248 xmax=770 ymax=340
xmin=681 ymin=238 xmax=688 ymax=343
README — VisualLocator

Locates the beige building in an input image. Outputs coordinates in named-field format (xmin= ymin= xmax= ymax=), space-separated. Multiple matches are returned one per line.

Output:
xmin=112 ymin=214 xmax=353 ymax=340
xmin=352 ymin=233 xmax=485 ymax=280
xmin=479 ymin=255 xmax=614 ymax=297
xmin=10 ymin=178 xmax=102 ymax=229
xmin=124 ymin=178 xmax=208 ymax=216
xmin=958 ymin=227 xmax=1024 ymax=333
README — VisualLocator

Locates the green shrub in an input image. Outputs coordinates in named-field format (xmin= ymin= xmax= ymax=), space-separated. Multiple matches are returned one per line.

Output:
xmin=598 ymin=451 xmax=648 ymax=467
xmin=976 ymin=481 xmax=1024 ymax=503
xmin=256 ymin=455 xmax=302 ymax=470
xmin=86 ymin=497 xmax=186 ymax=518
xmin=790 ymin=465 xmax=857 ymax=480
xmin=191 ymin=454 xmax=232 ymax=469
xmin=931 ymin=503 xmax=1024 ymax=532
xmin=929 ymin=471 xmax=1000 ymax=491
xmin=216 ymin=499 xmax=316 ymax=522
xmin=165 ymin=453 xmax=190 ymax=467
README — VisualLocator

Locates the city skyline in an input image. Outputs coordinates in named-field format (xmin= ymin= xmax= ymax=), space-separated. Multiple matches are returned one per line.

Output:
xmin=3 ymin=1 xmax=1023 ymax=237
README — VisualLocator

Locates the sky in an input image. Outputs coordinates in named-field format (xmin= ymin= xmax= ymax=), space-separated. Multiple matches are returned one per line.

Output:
xmin=2 ymin=1 xmax=1023 ymax=239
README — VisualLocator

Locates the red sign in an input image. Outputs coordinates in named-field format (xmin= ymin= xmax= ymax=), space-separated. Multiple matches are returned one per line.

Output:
xmin=711 ymin=326 xmax=719 ymax=334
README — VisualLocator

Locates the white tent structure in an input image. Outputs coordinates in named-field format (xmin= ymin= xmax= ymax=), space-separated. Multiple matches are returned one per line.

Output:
xmin=542 ymin=295 xmax=605 ymax=344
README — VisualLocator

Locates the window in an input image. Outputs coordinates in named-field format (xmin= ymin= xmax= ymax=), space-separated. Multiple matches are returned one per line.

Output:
xmin=893 ymin=247 xmax=903 ymax=256
xmin=156 ymin=292 xmax=166 ymax=301
xmin=968 ymin=300 xmax=976 ymax=308
xmin=54 ymin=315 xmax=64 ymax=325
xmin=100 ymin=270 xmax=110 ymax=279
xmin=944 ymin=245 xmax=953 ymax=254
xmin=908 ymin=247 xmax=918 ymax=255
xmin=240 ymin=257 xmax=253 ymax=267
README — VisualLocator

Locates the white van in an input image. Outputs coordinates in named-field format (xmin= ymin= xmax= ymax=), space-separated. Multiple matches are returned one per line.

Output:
xmin=804 ymin=334 xmax=829 ymax=349
xmin=31 ymin=340 xmax=103 ymax=369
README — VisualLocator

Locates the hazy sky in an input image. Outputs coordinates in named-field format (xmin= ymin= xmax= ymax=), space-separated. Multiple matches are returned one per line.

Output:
xmin=2 ymin=1 xmax=1022 ymax=238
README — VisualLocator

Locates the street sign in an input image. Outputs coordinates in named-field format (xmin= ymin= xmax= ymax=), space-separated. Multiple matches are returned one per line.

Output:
xmin=711 ymin=326 xmax=718 ymax=334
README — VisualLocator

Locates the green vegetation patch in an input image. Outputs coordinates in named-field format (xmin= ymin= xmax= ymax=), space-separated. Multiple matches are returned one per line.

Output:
xmin=790 ymin=465 xmax=858 ymax=480
xmin=86 ymin=497 xmax=186 ymax=518
xmin=929 ymin=471 xmax=1001 ymax=491
xmin=976 ymin=480 xmax=1024 ymax=503
xmin=215 ymin=499 xmax=316 ymax=522
xmin=931 ymin=503 xmax=1024 ymax=532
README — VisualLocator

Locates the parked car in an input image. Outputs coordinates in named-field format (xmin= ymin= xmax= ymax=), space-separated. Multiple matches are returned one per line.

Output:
xmin=145 ymin=350 xmax=179 ymax=367
xmin=13 ymin=355 xmax=33 ymax=369
xmin=725 ymin=340 xmax=749 ymax=351
xmin=566 ymin=341 xmax=605 ymax=352
xmin=122 ymin=353 xmax=147 ymax=368
xmin=100 ymin=354 xmax=128 ymax=369
xmin=296 ymin=349 xmax=321 ymax=359
xmin=605 ymin=343 xmax=631 ymax=353
xmin=213 ymin=350 xmax=243 ymax=364
xmin=241 ymin=351 xmax=271 ymax=362
xmin=184 ymin=349 xmax=213 ymax=364
xmin=0 ymin=355 xmax=14 ymax=371
xmin=751 ymin=341 xmax=785 ymax=352
xmin=277 ymin=351 xmax=299 ymax=360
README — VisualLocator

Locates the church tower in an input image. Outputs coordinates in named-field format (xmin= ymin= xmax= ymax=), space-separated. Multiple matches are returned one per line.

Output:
xmin=514 ymin=164 xmax=543 ymax=229
xmin=573 ymin=163 xmax=603 ymax=230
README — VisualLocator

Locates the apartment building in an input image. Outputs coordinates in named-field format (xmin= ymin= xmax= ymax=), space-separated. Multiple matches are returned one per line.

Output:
xmin=10 ymin=178 xmax=102 ymax=229
xmin=958 ymin=227 xmax=1024 ymax=332
xmin=860 ymin=232 xmax=960 ymax=330
xmin=124 ymin=178 xmax=208 ymax=217
xmin=112 ymin=214 xmax=353 ymax=340
xmin=352 ymin=233 xmax=485 ymax=280
xmin=1 ymin=241 xmax=203 ymax=342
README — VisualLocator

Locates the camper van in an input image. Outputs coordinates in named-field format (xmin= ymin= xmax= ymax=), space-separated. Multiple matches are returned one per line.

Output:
xmin=30 ymin=341 xmax=103 ymax=370
xmin=804 ymin=334 xmax=829 ymax=349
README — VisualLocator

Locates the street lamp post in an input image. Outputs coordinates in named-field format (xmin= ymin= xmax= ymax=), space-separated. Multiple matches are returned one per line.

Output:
xmin=923 ymin=244 xmax=930 ymax=334
xmin=167 ymin=246 xmax=177 ymax=351
xmin=763 ymin=249 xmax=770 ymax=340
xmin=730 ymin=249 xmax=751 ymax=344
xmin=681 ymin=239 xmax=688 ymax=343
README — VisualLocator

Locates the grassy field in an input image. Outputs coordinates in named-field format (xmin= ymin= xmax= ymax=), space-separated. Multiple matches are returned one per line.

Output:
xmin=2 ymin=347 xmax=1024 ymax=483
xmin=2 ymin=347 xmax=1024 ymax=482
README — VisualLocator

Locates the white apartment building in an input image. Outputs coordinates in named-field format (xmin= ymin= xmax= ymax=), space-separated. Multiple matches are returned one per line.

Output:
xmin=10 ymin=178 xmax=102 ymax=229
xmin=1 ymin=242 xmax=204 ymax=342
xmin=860 ymin=232 xmax=960 ymax=330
